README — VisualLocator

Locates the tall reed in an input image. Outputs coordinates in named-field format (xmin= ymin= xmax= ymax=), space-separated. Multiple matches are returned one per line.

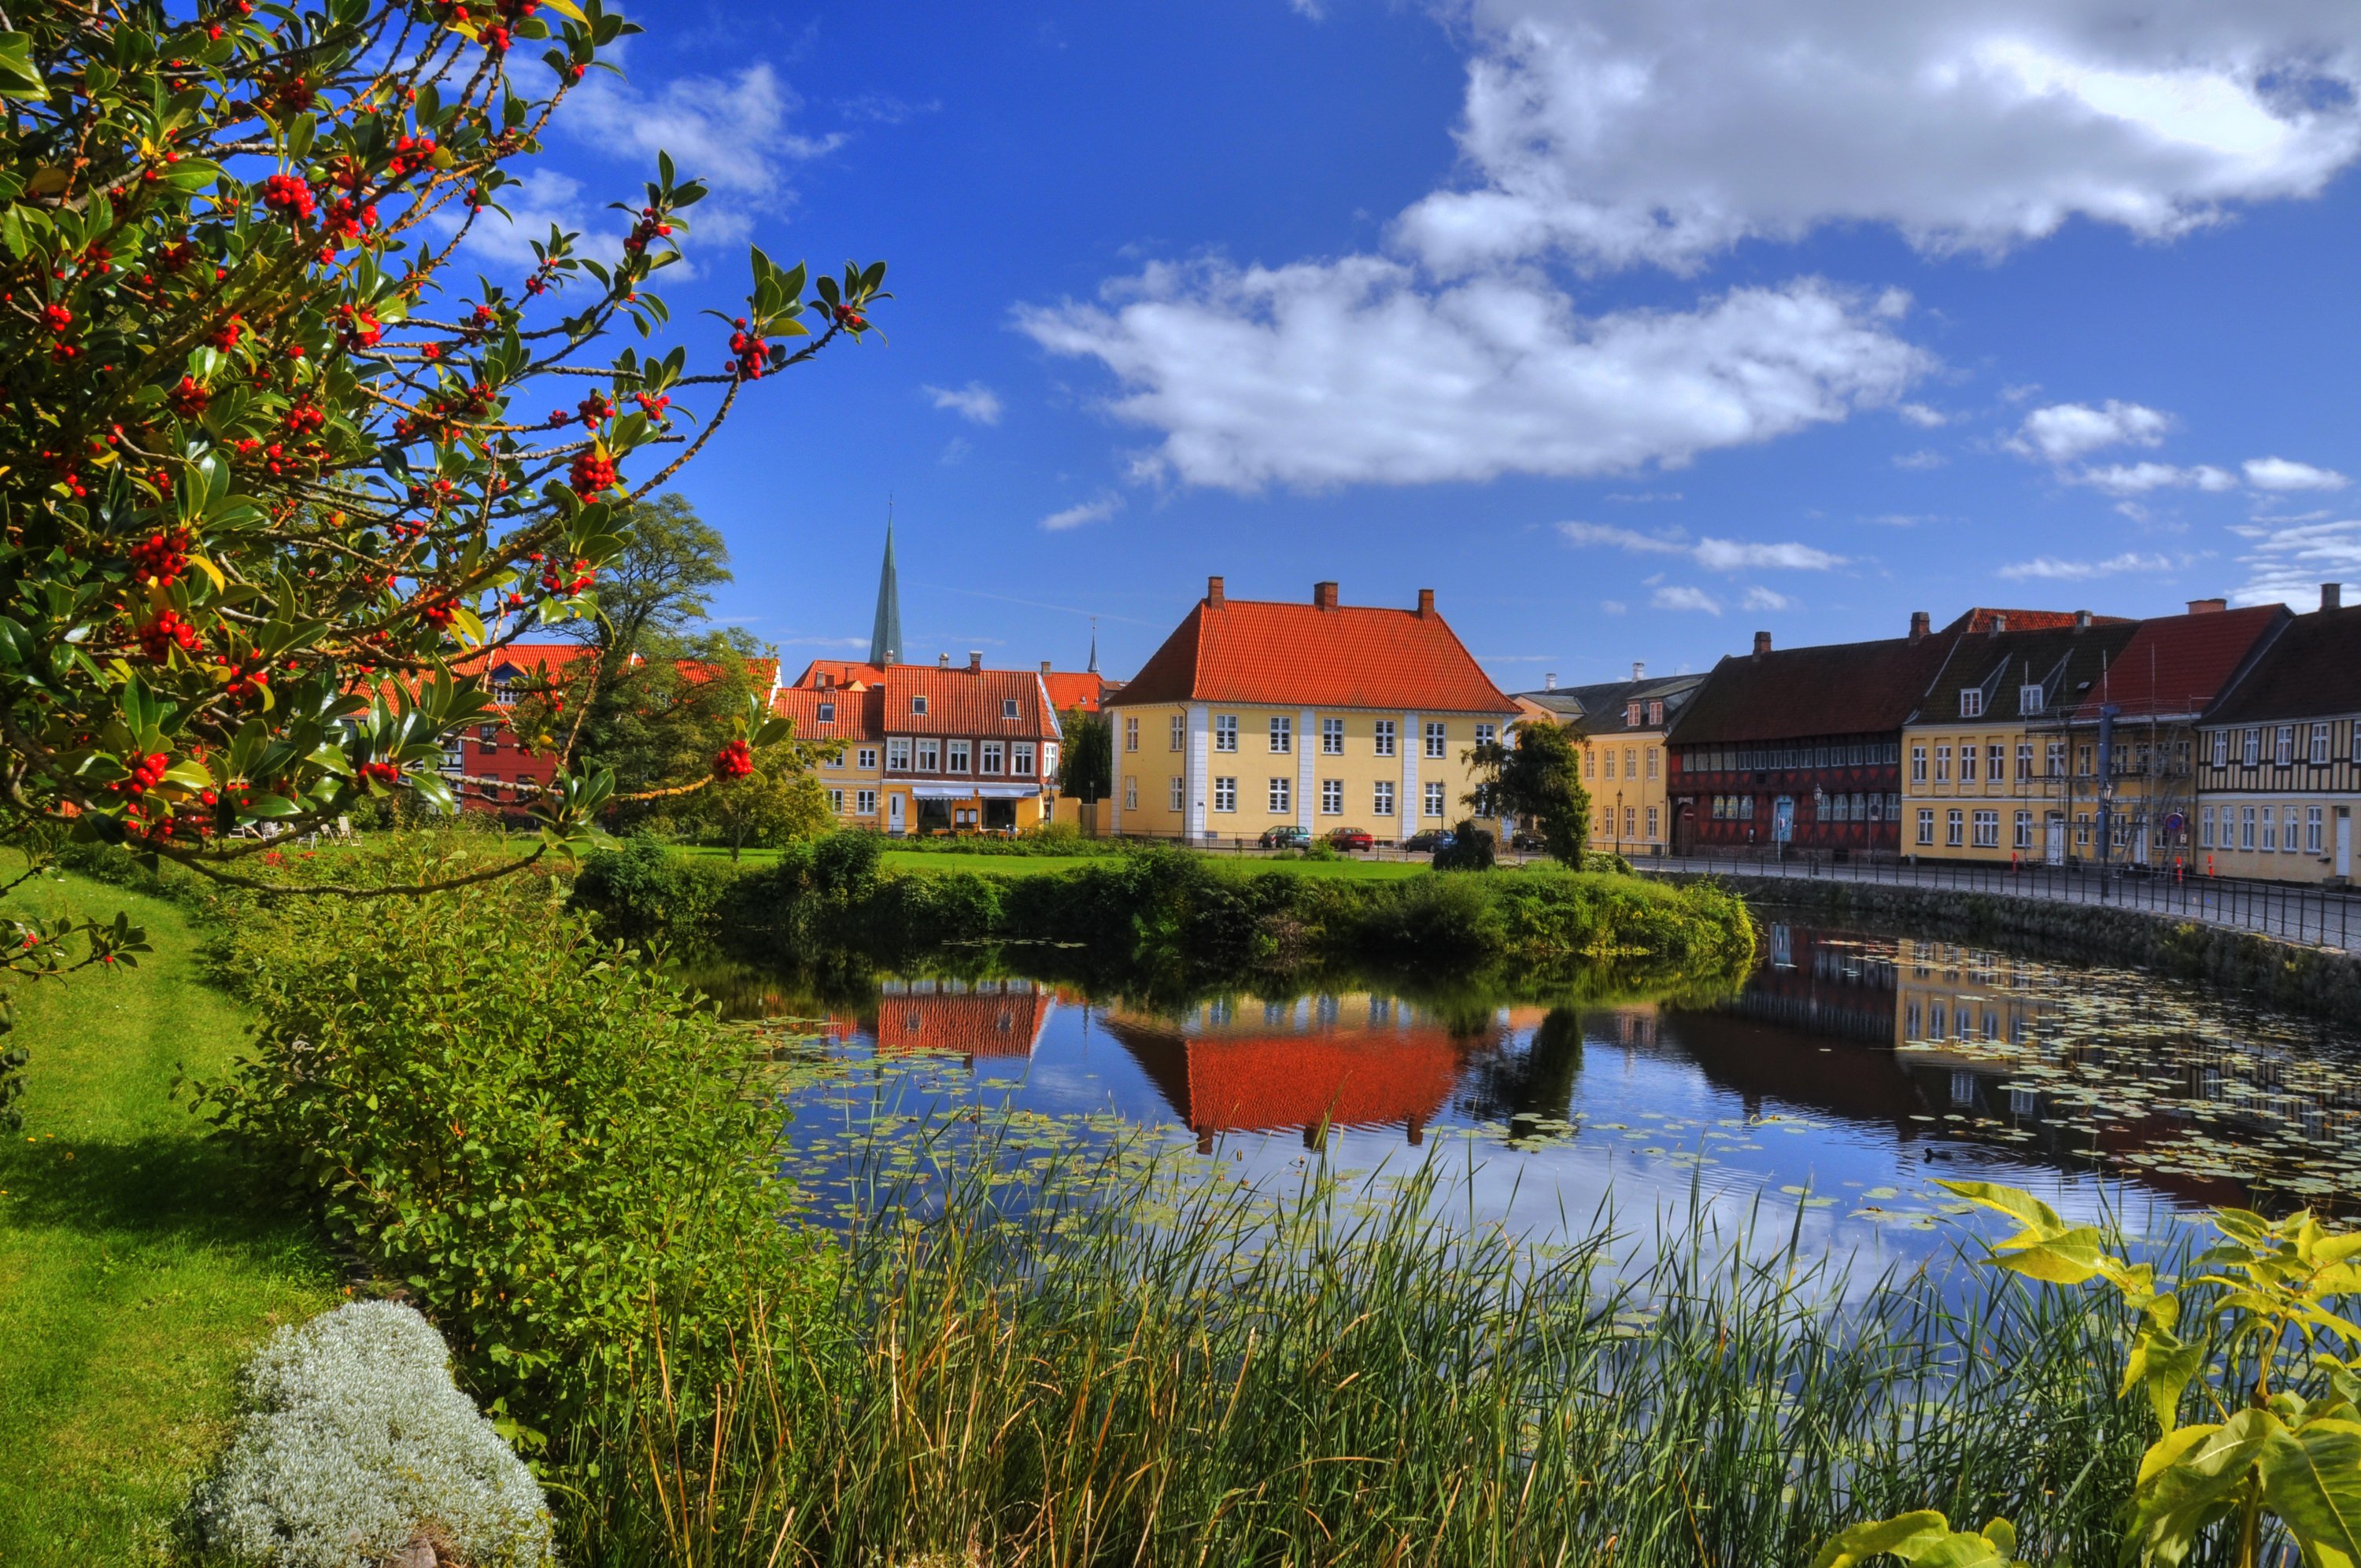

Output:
xmin=560 ymin=1125 xmax=2158 ymax=1568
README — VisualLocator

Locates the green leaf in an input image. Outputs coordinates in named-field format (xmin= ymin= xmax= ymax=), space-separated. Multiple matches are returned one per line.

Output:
xmin=0 ymin=33 xmax=49 ymax=101
xmin=2126 ymin=1411 xmax=2279 ymax=1566
xmin=1936 ymin=1180 xmax=2065 ymax=1234
xmin=1990 ymin=1227 xmax=2111 ymax=1286
xmin=2259 ymin=1418 xmax=2361 ymax=1562
xmin=1810 ymin=1513 xmax=1955 ymax=1568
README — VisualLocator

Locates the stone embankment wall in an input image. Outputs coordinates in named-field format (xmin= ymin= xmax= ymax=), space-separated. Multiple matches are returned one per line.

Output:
xmin=1659 ymin=873 xmax=2361 ymax=1021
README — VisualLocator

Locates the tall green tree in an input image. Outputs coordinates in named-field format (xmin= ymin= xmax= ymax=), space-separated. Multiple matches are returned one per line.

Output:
xmin=703 ymin=758 xmax=835 ymax=861
xmin=563 ymin=492 xmax=733 ymax=663
xmin=1465 ymin=721 xmax=1591 ymax=865
xmin=1057 ymin=706 xmax=1113 ymax=808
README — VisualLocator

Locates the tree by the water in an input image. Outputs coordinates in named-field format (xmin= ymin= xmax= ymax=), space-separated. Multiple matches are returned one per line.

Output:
xmin=1058 ymin=706 xmax=1113 ymax=809
xmin=1465 ymin=721 xmax=1591 ymax=865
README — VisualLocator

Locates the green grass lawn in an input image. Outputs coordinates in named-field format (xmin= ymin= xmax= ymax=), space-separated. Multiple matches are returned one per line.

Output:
xmin=0 ymin=869 xmax=337 ymax=1565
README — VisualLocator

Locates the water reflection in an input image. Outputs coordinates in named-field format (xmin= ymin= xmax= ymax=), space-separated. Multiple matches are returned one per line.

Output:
xmin=742 ymin=921 xmax=2361 ymax=1248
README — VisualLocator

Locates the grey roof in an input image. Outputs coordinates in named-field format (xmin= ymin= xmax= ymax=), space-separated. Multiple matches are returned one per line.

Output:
xmin=1512 ymin=674 xmax=1705 ymax=736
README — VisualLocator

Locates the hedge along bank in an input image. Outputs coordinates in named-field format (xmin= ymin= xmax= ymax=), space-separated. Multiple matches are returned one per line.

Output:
xmin=570 ymin=836 xmax=1759 ymax=985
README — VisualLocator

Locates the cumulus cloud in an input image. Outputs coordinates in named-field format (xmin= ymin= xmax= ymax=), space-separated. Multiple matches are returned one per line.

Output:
xmin=2012 ymin=400 xmax=2172 ymax=463
xmin=568 ymin=65 xmax=844 ymax=196
xmin=1742 ymin=586 xmax=1796 ymax=611
xmin=1558 ymin=521 xmax=1846 ymax=571
xmin=1394 ymin=0 xmax=2361 ymax=275
xmin=1652 ymin=585 xmax=1722 ymax=614
xmin=924 ymin=382 xmax=1005 ymax=426
xmin=1997 ymin=552 xmax=2180 ymax=581
xmin=2230 ymin=519 xmax=2361 ymax=605
xmin=1040 ymin=494 xmax=1124 ymax=532
xmin=1896 ymin=403 xmax=1949 ymax=428
xmin=1020 ymin=264 xmax=1927 ymax=491
xmin=2075 ymin=461 xmax=2237 ymax=494
xmin=2243 ymin=456 xmax=2350 ymax=491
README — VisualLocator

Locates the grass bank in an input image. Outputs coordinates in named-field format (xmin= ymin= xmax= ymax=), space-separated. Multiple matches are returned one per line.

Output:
xmin=0 ymin=866 xmax=337 ymax=1566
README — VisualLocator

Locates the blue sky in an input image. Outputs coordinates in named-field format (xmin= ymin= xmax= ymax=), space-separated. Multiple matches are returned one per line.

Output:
xmin=501 ymin=0 xmax=2361 ymax=689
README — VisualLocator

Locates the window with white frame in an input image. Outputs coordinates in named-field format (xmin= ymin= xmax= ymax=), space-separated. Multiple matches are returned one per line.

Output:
xmin=1935 ymin=743 xmax=1952 ymax=783
xmin=1124 ymin=777 xmax=1137 ymax=810
xmin=2014 ymin=810 xmax=2032 ymax=850
xmin=1911 ymin=744 xmax=1928 ymax=784
xmin=1972 ymin=810 xmax=1999 ymax=848
xmin=1960 ymin=689 xmax=1984 ymax=718
xmin=977 ymin=742 xmax=1001 ymax=774
xmin=1424 ymin=781 xmax=1446 ymax=817
xmin=2263 ymin=809 xmax=2278 ymax=852
xmin=1269 ymin=715 xmax=1291 ymax=754
xmin=2211 ymin=732 xmax=2230 ymax=767
xmin=1373 ymin=780 xmax=1395 ymax=816
xmin=2201 ymin=806 xmax=2215 ymax=848
xmin=1213 ymin=777 xmax=1236 ymax=813
xmin=1124 ymin=716 xmax=1139 ymax=752
xmin=2312 ymin=723 xmax=2332 ymax=765
xmin=1649 ymin=701 xmax=1664 ymax=725
xmin=1474 ymin=722 xmax=1497 ymax=748
xmin=1946 ymin=808 xmax=1964 ymax=847
xmin=917 ymin=739 xmax=940 ymax=770
xmin=2241 ymin=806 xmax=2257 ymax=850
xmin=2244 ymin=729 xmax=2261 ymax=766
xmin=1011 ymin=743 xmax=1035 ymax=775
xmin=912 ymin=695 xmax=929 ymax=717
xmin=1602 ymin=748 xmax=1616 ymax=781
xmin=1647 ymin=805 xmax=1660 ymax=838
xmin=2285 ymin=806 xmax=2302 ymax=853
xmin=1043 ymin=742 xmax=1058 ymax=777
xmin=2016 ymin=741 xmax=2033 ymax=781
xmin=828 ymin=788 xmax=844 ymax=814
xmin=856 ymin=789 xmax=877 ymax=816
xmin=2277 ymin=725 xmax=2296 ymax=766
xmin=1321 ymin=718 xmax=1344 ymax=754
xmin=2047 ymin=740 xmax=2066 ymax=778
xmin=946 ymin=741 xmax=970 ymax=773
xmin=1269 ymin=777 xmax=1291 ymax=814
xmin=1960 ymin=743 xmax=1977 ymax=783
xmin=2309 ymin=806 xmax=2325 ymax=853
xmin=1169 ymin=776 xmax=1184 ymax=811
xmin=1321 ymin=778 xmax=1343 ymax=815
xmin=887 ymin=738 xmax=912 ymax=771
xmin=817 ymin=701 xmax=836 ymax=724
xmin=1424 ymin=721 xmax=1447 ymax=758
xmin=1002 ymin=699 xmax=1020 ymax=720
xmin=2021 ymin=684 xmax=2044 ymax=715
xmin=823 ymin=748 xmax=845 ymax=769
xmin=1213 ymin=714 xmax=1239 ymax=751
xmin=1985 ymin=743 xmax=2003 ymax=781
xmin=1624 ymin=747 xmax=1637 ymax=778
xmin=1583 ymin=747 xmax=1595 ymax=779
xmin=1169 ymin=714 xmax=1184 ymax=751
xmin=1373 ymin=719 xmax=1396 ymax=756
xmin=857 ymin=747 xmax=878 ymax=770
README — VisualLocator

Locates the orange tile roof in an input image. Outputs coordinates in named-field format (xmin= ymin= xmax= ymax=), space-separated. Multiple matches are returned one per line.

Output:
xmin=1041 ymin=670 xmax=1107 ymax=714
xmin=676 ymin=655 xmax=780 ymax=692
xmin=792 ymin=658 xmax=886 ymax=689
xmin=870 ymin=985 xmax=1054 ymax=1058
xmin=881 ymin=663 xmax=1061 ymax=739
xmin=770 ymin=684 xmax=883 ymax=743
xmin=1110 ymin=582 xmax=1517 ymax=714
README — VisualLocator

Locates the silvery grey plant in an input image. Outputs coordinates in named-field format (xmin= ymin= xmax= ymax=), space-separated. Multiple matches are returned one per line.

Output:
xmin=190 ymin=1299 xmax=554 ymax=1568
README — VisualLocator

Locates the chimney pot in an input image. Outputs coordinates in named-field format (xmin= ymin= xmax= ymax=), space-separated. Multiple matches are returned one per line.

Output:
xmin=1631 ymin=660 xmax=1646 ymax=681
xmin=1544 ymin=673 xmax=1557 ymax=691
xmin=968 ymin=650 xmax=983 ymax=673
xmin=1416 ymin=588 xmax=1435 ymax=618
xmin=937 ymin=652 xmax=951 ymax=669
xmin=2326 ymin=582 xmax=2344 ymax=612
xmin=1753 ymin=630 xmax=1772 ymax=659
xmin=1040 ymin=659 xmax=1052 ymax=674
xmin=1908 ymin=610 xmax=1930 ymax=642
xmin=1314 ymin=580 xmax=1339 ymax=611
xmin=2187 ymin=597 xmax=2226 ymax=615
xmin=2074 ymin=609 xmax=2092 ymax=629
xmin=1206 ymin=575 xmax=1225 ymax=608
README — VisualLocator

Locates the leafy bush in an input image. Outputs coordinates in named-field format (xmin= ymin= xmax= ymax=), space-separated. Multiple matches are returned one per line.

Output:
xmin=190 ymin=1300 xmax=553 ymax=1568
xmin=886 ymin=829 xmax=1124 ymax=857
xmin=567 ymin=836 xmax=748 ymax=950
xmin=1432 ymin=820 xmax=1497 ymax=872
xmin=194 ymin=874 xmax=818 ymax=1430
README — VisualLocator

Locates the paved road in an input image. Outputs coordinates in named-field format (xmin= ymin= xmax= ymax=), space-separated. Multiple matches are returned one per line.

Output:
xmin=1633 ymin=853 xmax=2361 ymax=954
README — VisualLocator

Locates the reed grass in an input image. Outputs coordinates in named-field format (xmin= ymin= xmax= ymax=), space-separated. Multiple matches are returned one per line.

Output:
xmin=559 ymin=1123 xmax=2160 ymax=1568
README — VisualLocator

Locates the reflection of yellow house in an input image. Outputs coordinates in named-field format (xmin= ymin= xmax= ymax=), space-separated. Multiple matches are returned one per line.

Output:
xmin=1892 ymin=939 xmax=2055 ymax=1061
xmin=1106 ymin=578 xmax=1517 ymax=844
xmin=1900 ymin=618 xmax=2137 ymax=865
xmin=1511 ymin=670 xmax=1704 ymax=858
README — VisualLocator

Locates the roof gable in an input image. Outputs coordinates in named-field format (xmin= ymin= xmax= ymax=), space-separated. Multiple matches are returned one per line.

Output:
xmin=1110 ymin=587 xmax=1516 ymax=714
xmin=2203 ymin=605 xmax=2361 ymax=725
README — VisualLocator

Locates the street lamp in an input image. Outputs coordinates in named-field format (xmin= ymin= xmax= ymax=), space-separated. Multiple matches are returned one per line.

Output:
xmin=1614 ymin=788 xmax=1624 ymax=859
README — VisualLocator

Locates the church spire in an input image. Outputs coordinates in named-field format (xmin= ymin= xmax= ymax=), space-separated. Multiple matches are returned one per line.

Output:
xmin=1087 ymin=615 xmax=1098 ymax=675
xmin=868 ymin=510 xmax=902 ymax=668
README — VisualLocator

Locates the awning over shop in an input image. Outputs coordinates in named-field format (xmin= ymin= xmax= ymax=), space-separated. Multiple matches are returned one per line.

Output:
xmin=905 ymin=783 xmax=1044 ymax=800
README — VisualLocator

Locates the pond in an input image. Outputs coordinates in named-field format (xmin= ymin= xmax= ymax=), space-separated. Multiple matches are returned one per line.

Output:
xmin=718 ymin=921 xmax=2361 ymax=1264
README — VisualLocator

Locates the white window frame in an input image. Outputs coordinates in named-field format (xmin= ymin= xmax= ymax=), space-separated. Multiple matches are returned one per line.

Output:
xmin=2013 ymin=810 xmax=2032 ymax=850
xmin=1972 ymin=810 xmax=2000 ymax=849
xmin=1124 ymin=716 xmax=1139 ymax=752
xmin=1646 ymin=805 xmax=1660 ymax=839
xmin=981 ymin=741 xmax=1005 ymax=775
xmin=916 ymin=739 xmax=940 ymax=771
xmin=857 ymin=747 xmax=878 ymax=770
xmin=887 ymin=738 xmax=912 ymax=771
xmin=1911 ymin=744 xmax=1928 ymax=784
xmin=1424 ymin=780 xmax=1447 ymax=817
xmin=1424 ymin=721 xmax=1447 ymax=759
xmin=1269 ymin=715 xmax=1292 ymax=754
xmin=2047 ymin=740 xmax=2066 ymax=778
xmin=1946 ymin=808 xmax=1964 ymax=847
xmin=2244 ymin=729 xmax=2261 ymax=766
xmin=2211 ymin=732 xmax=2229 ymax=768
xmin=1170 ymin=714 xmax=1185 ymax=752
xmin=1374 ymin=780 xmax=1395 ymax=816
xmin=2241 ymin=806 xmax=2257 ymax=851
xmin=2276 ymin=725 xmax=2296 ymax=766
xmin=947 ymin=740 xmax=971 ymax=773
xmin=1373 ymin=720 xmax=1396 ymax=758
xmin=1124 ymin=776 xmax=1138 ymax=811
xmin=1988 ymin=743 xmax=2005 ymax=782
xmin=1321 ymin=718 xmax=1344 ymax=754
xmin=856 ymin=789 xmax=877 ymax=817
xmin=1935 ymin=743 xmax=1952 ymax=783
xmin=2201 ymin=805 xmax=2216 ymax=848
xmin=1213 ymin=777 xmax=1236 ymax=814
xmin=1321 ymin=778 xmax=1343 ymax=815
xmin=2285 ymin=806 xmax=2302 ymax=854
xmin=1011 ymin=743 xmax=1035 ymax=775
xmin=912 ymin=695 xmax=929 ymax=717
xmin=827 ymin=788 xmax=845 ymax=814
xmin=2311 ymin=723 xmax=2331 ymax=765
xmin=1960 ymin=689 xmax=1984 ymax=718
xmin=1214 ymin=714 xmax=1238 ymax=752
xmin=1474 ymin=722 xmax=1497 ymax=748
xmin=1269 ymin=777 xmax=1291 ymax=814
xmin=1960 ymin=744 xmax=1976 ymax=784
xmin=1002 ymin=699 xmax=1021 ymax=721
xmin=2309 ymin=806 xmax=2325 ymax=854
xmin=1169 ymin=776 xmax=1184 ymax=811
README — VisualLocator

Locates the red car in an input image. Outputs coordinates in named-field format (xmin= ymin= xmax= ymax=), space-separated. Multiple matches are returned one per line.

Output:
xmin=1327 ymin=826 xmax=1375 ymax=852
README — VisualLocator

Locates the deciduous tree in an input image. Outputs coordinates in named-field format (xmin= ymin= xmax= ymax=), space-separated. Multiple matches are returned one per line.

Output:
xmin=1465 ymin=721 xmax=1590 ymax=865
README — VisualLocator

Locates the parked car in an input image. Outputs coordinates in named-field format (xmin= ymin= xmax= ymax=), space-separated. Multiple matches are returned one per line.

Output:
xmin=1509 ymin=829 xmax=1547 ymax=852
xmin=1402 ymin=828 xmax=1454 ymax=854
xmin=1258 ymin=825 xmax=1312 ymax=850
xmin=1326 ymin=826 xmax=1375 ymax=852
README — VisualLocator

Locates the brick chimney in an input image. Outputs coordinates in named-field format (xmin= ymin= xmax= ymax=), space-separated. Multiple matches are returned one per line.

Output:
xmin=2187 ymin=597 xmax=2226 ymax=615
xmin=1753 ymin=630 xmax=1772 ymax=659
xmin=2074 ymin=609 xmax=2092 ymax=630
xmin=1908 ymin=610 xmax=1930 ymax=642
xmin=1040 ymin=659 xmax=1052 ymax=674
xmin=1988 ymin=613 xmax=2008 ymax=636
xmin=967 ymin=650 xmax=983 ymax=673
xmin=1313 ymin=580 xmax=1339 ymax=611
xmin=1206 ymin=575 xmax=1225 ymax=608
xmin=1416 ymin=588 xmax=1435 ymax=618
xmin=2326 ymin=583 xmax=2344 ymax=612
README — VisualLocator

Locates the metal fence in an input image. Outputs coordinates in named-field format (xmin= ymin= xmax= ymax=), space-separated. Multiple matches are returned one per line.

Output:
xmin=1633 ymin=848 xmax=2361 ymax=954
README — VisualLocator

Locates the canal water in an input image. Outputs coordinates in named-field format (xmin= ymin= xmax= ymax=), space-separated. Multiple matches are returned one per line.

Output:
xmin=733 ymin=923 xmax=2361 ymax=1264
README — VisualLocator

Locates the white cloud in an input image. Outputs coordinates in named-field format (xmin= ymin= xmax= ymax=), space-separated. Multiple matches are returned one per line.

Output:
xmin=568 ymin=65 xmax=843 ymax=196
xmin=1897 ymin=403 xmax=1949 ymax=428
xmin=1394 ymin=1 xmax=2361 ymax=275
xmin=2075 ymin=460 xmax=2237 ymax=494
xmin=2230 ymin=519 xmax=2361 ymax=605
xmin=938 ymin=437 xmax=972 ymax=466
xmin=2013 ymin=400 xmax=2171 ymax=463
xmin=1893 ymin=449 xmax=1948 ymax=471
xmin=2243 ymin=456 xmax=2350 ymax=491
xmin=924 ymin=382 xmax=1005 ymax=426
xmin=1558 ymin=521 xmax=1845 ymax=571
xmin=1653 ymin=585 xmax=1723 ymax=614
xmin=1040 ymin=494 xmax=1123 ymax=532
xmin=1019 ymin=264 xmax=1925 ymax=492
xmin=1997 ymin=551 xmax=2180 ymax=581
xmin=1743 ymin=586 xmax=1796 ymax=611
xmin=1600 ymin=600 xmax=1628 ymax=614
xmin=462 ymin=169 xmax=616 ymax=270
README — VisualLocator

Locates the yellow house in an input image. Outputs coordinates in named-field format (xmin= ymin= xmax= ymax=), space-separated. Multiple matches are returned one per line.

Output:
xmin=1900 ymin=617 xmax=2139 ymax=865
xmin=1512 ymin=669 xmax=1704 ymax=858
xmin=2194 ymin=586 xmax=2359 ymax=884
xmin=1105 ymin=577 xmax=1519 ymax=845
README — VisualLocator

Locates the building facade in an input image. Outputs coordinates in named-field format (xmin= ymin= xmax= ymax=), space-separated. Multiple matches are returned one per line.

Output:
xmin=2194 ymin=586 xmax=2359 ymax=884
xmin=1104 ymin=578 xmax=1518 ymax=844
xmin=1514 ymin=669 xmax=1704 ymax=857
xmin=1899 ymin=616 xmax=2139 ymax=865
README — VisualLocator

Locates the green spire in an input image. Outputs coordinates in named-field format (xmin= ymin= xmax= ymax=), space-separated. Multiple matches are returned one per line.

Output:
xmin=869 ymin=515 xmax=902 ymax=667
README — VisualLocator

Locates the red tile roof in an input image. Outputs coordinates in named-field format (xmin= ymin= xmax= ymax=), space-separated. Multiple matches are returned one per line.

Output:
xmin=1041 ymin=670 xmax=1107 ymax=714
xmin=882 ymin=663 xmax=1060 ymax=739
xmin=770 ymin=684 xmax=883 ymax=744
xmin=1943 ymin=607 xmax=2135 ymax=633
xmin=792 ymin=658 xmax=886 ymax=690
xmin=1110 ymin=585 xmax=1517 ymax=714
xmin=869 ymin=986 xmax=1054 ymax=1059
xmin=2065 ymin=604 xmax=2287 ymax=721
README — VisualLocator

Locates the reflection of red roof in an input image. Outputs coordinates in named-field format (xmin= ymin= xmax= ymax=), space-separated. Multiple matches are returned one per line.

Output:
xmin=1107 ymin=1015 xmax=1481 ymax=1133
xmin=870 ymin=985 xmax=1053 ymax=1058
xmin=770 ymin=685 xmax=883 ymax=743
xmin=2066 ymin=605 xmax=2286 ymax=721
xmin=1110 ymin=585 xmax=1516 ymax=714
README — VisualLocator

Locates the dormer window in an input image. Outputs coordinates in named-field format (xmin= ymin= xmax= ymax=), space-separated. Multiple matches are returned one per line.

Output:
xmin=1648 ymin=701 xmax=1664 ymax=725
xmin=1960 ymin=689 xmax=1984 ymax=718
xmin=2019 ymin=684 xmax=2043 ymax=715
xmin=1626 ymin=703 xmax=1642 ymax=725
xmin=912 ymin=695 xmax=929 ymax=716
xmin=1002 ymin=699 xmax=1019 ymax=720
xmin=817 ymin=701 xmax=836 ymax=723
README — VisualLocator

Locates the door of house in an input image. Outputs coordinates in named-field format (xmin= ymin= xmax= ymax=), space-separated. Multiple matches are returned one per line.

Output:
xmin=887 ymin=793 xmax=904 ymax=834
xmin=1772 ymin=796 xmax=1795 ymax=844
xmin=2339 ymin=808 xmax=2352 ymax=880
xmin=2045 ymin=813 xmax=2066 ymax=866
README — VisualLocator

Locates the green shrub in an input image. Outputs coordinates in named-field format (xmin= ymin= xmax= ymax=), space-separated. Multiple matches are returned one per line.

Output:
xmin=1432 ymin=819 xmax=1497 ymax=872
xmin=567 ymin=836 xmax=747 ymax=950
